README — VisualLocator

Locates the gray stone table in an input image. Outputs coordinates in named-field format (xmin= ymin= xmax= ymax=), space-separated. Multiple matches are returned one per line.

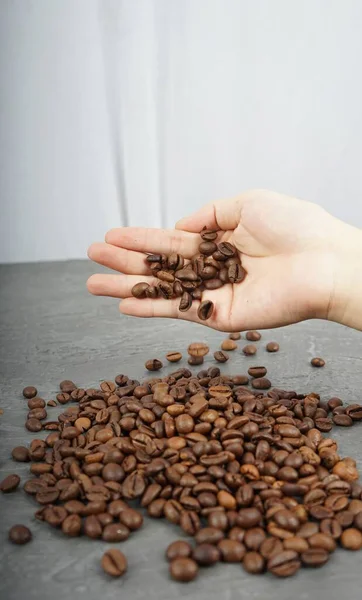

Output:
xmin=1 ymin=260 xmax=362 ymax=600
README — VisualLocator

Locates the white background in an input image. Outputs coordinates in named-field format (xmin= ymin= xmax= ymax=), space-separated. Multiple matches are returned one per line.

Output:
xmin=1 ymin=0 xmax=362 ymax=263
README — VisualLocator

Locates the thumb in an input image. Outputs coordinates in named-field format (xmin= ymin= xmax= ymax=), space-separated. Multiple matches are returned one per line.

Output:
xmin=175 ymin=195 xmax=245 ymax=233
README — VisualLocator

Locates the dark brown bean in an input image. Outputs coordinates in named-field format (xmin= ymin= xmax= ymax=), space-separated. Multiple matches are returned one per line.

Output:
xmin=101 ymin=549 xmax=128 ymax=577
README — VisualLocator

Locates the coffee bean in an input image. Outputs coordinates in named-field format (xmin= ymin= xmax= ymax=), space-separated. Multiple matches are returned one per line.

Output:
xmin=56 ymin=393 xmax=71 ymax=405
xmin=195 ymin=527 xmax=224 ymax=545
xmin=228 ymin=263 xmax=246 ymax=283
xmin=158 ymin=281 xmax=174 ymax=299
xmin=102 ymin=523 xmax=130 ymax=542
xmin=131 ymin=282 xmax=150 ymax=298
xmin=119 ymin=508 xmax=143 ymax=530
xmin=101 ymin=549 xmax=128 ymax=577
xmin=193 ymin=543 xmax=220 ymax=566
xmin=354 ymin=513 xmax=362 ymax=531
xmin=84 ymin=515 xmax=103 ymax=539
xmin=311 ymin=357 xmax=325 ymax=367
xmin=43 ymin=506 xmax=67 ymax=527
xmin=62 ymin=514 xmax=82 ymax=537
xmin=145 ymin=285 xmax=159 ymax=298
xmin=179 ymin=292 xmax=192 ymax=311
xmin=221 ymin=339 xmax=237 ymax=351
xmin=246 ymin=331 xmax=261 ymax=342
xmin=188 ymin=356 xmax=204 ymax=366
xmin=28 ymin=398 xmax=46 ymax=409
xmin=8 ymin=525 xmax=32 ymax=545
xmin=301 ymin=548 xmax=329 ymax=567
xmin=340 ymin=528 xmax=362 ymax=550
xmin=157 ymin=270 xmax=175 ymax=283
xmin=47 ymin=400 xmax=57 ymax=407
xmin=23 ymin=386 xmax=38 ymax=399
xmin=187 ymin=343 xmax=209 ymax=357
xmin=266 ymin=342 xmax=279 ymax=352
xmin=169 ymin=557 xmax=198 ymax=582
xmin=199 ymin=241 xmax=217 ymax=255
xmin=200 ymin=228 xmax=218 ymax=241
xmin=216 ymin=539 xmax=245 ymax=562
xmin=242 ymin=344 xmax=257 ymax=356
xmin=59 ymin=380 xmax=77 ymax=393
xmin=229 ymin=332 xmax=241 ymax=340
xmin=267 ymin=550 xmax=300 ymax=577
xmin=198 ymin=300 xmax=214 ymax=321
xmin=248 ymin=366 xmax=267 ymax=378
xmin=214 ymin=351 xmax=229 ymax=363
xmin=1 ymin=474 xmax=20 ymax=493
xmin=145 ymin=359 xmax=163 ymax=371
xmin=146 ymin=253 xmax=166 ymax=264
xmin=251 ymin=378 xmax=271 ymax=390
xmin=346 ymin=404 xmax=362 ymax=420
xmin=204 ymin=278 xmax=223 ymax=290
xmin=333 ymin=414 xmax=353 ymax=426
xmin=260 ymin=537 xmax=284 ymax=559
xmin=166 ymin=540 xmax=192 ymax=561
xmin=25 ymin=418 xmax=42 ymax=432
xmin=283 ymin=536 xmax=309 ymax=553
xmin=308 ymin=533 xmax=336 ymax=552
xmin=166 ymin=352 xmax=182 ymax=363
xmin=217 ymin=242 xmax=237 ymax=258
xmin=243 ymin=551 xmax=265 ymax=574
xmin=11 ymin=446 xmax=29 ymax=462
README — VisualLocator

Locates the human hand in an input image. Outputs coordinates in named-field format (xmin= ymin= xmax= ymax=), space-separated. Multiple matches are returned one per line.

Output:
xmin=87 ymin=190 xmax=362 ymax=331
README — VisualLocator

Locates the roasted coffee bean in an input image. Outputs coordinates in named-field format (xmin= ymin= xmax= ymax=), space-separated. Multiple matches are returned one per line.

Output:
xmin=308 ymin=533 xmax=336 ymax=552
xmin=243 ymin=551 xmax=265 ymax=574
xmin=28 ymin=398 xmax=46 ymax=409
xmin=214 ymin=351 xmax=229 ymax=363
xmin=195 ymin=527 xmax=224 ymax=545
xmin=228 ymin=263 xmax=246 ymax=283
xmin=301 ymin=548 xmax=329 ymax=567
xmin=56 ymin=393 xmax=71 ymax=405
xmin=83 ymin=515 xmax=103 ymax=539
xmin=188 ymin=343 xmax=209 ymax=357
xmin=62 ymin=514 xmax=82 ymax=537
xmin=131 ymin=282 xmax=150 ymax=298
xmin=180 ymin=511 xmax=201 ymax=536
xmin=23 ymin=386 xmax=38 ymax=399
xmin=242 ymin=344 xmax=257 ymax=356
xmin=101 ymin=549 xmax=128 ymax=577
xmin=260 ymin=537 xmax=284 ymax=559
xmin=245 ymin=331 xmax=261 ymax=342
xmin=252 ymin=378 xmax=271 ymax=390
xmin=119 ymin=508 xmax=143 ymax=530
xmin=267 ymin=550 xmax=300 ymax=577
xmin=179 ymin=292 xmax=192 ymax=312
xmin=47 ymin=400 xmax=57 ymax=407
xmin=166 ymin=352 xmax=182 ymax=363
xmin=311 ymin=357 xmax=325 ymax=368
xmin=11 ymin=446 xmax=30 ymax=462
xmin=340 ymin=528 xmax=362 ymax=550
xmin=145 ymin=359 xmax=163 ymax=371
xmin=198 ymin=300 xmax=214 ymax=321
xmin=201 ymin=228 xmax=218 ymax=241
xmin=266 ymin=342 xmax=279 ymax=352
xmin=204 ymin=278 xmax=223 ymax=290
xmin=332 ymin=414 xmax=353 ymax=427
xmin=221 ymin=339 xmax=237 ymax=351
xmin=193 ymin=543 xmax=220 ymax=566
xmin=8 ymin=524 xmax=32 ymax=545
xmin=217 ymin=539 xmax=245 ymax=562
xmin=248 ymin=366 xmax=267 ymax=378
xmin=199 ymin=241 xmax=217 ymax=255
xmin=166 ymin=540 xmax=193 ymax=561
xmin=1 ymin=474 xmax=21 ymax=493
xmin=229 ymin=332 xmax=241 ymax=340
xmin=217 ymin=242 xmax=237 ymax=258
xmin=188 ymin=356 xmax=204 ymax=366
xmin=102 ymin=523 xmax=130 ymax=542
xmin=169 ymin=557 xmax=198 ymax=582
xmin=25 ymin=418 xmax=42 ymax=432
xmin=354 ymin=513 xmax=362 ymax=531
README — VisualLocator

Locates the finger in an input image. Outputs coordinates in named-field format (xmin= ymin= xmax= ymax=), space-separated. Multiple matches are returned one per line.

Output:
xmin=87 ymin=273 xmax=155 ymax=298
xmin=105 ymin=227 xmax=200 ymax=259
xmin=119 ymin=289 xmax=229 ymax=331
xmin=175 ymin=192 xmax=254 ymax=233
xmin=87 ymin=242 xmax=150 ymax=275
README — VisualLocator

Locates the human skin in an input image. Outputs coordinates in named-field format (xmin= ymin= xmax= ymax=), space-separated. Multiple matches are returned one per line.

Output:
xmin=87 ymin=189 xmax=362 ymax=332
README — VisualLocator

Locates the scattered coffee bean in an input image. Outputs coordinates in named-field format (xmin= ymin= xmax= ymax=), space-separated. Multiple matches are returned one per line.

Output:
xmin=28 ymin=398 xmax=45 ymax=409
xmin=218 ymin=539 xmax=246 ymax=562
xmin=8 ymin=524 xmax=32 ymax=544
xmin=214 ymin=351 xmax=229 ymax=363
xmin=169 ymin=557 xmax=198 ymax=582
xmin=242 ymin=344 xmax=257 ymax=356
xmin=47 ymin=400 xmax=57 ymax=407
xmin=229 ymin=332 xmax=241 ymax=340
xmin=188 ymin=356 xmax=204 ymax=366
xmin=187 ymin=343 xmax=209 ymax=357
xmin=198 ymin=300 xmax=214 ymax=321
xmin=266 ymin=342 xmax=279 ymax=352
xmin=340 ymin=528 xmax=362 ymax=550
xmin=166 ymin=352 xmax=182 ymax=363
xmin=22 ymin=386 xmax=38 ymax=399
xmin=193 ymin=543 xmax=220 ymax=566
xmin=251 ymin=377 xmax=271 ymax=390
xmin=166 ymin=540 xmax=193 ymax=561
xmin=311 ymin=357 xmax=325 ymax=367
xmin=1 ymin=474 xmax=20 ymax=493
xmin=246 ymin=331 xmax=261 ymax=342
xmin=248 ymin=366 xmax=267 ymax=378
xmin=221 ymin=339 xmax=237 ymax=351
xmin=25 ymin=418 xmax=42 ymax=432
xmin=11 ymin=446 xmax=29 ymax=462
xmin=145 ymin=359 xmax=163 ymax=371
xmin=101 ymin=549 xmax=128 ymax=577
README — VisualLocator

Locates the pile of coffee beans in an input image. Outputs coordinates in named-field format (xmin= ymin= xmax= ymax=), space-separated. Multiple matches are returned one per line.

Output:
xmin=131 ymin=228 xmax=246 ymax=319
xmin=2 ymin=354 xmax=362 ymax=584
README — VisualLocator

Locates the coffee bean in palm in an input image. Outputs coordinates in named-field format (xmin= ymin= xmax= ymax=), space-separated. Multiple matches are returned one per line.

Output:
xmin=214 ymin=350 xmax=229 ymax=363
xmin=228 ymin=263 xmax=246 ymax=283
xmin=23 ymin=386 xmax=37 ymax=399
xmin=25 ymin=418 xmax=42 ymax=432
xmin=8 ymin=525 xmax=32 ymax=545
xmin=131 ymin=282 xmax=150 ymax=298
xmin=191 ymin=288 xmax=203 ymax=300
xmin=246 ymin=331 xmax=261 ymax=341
xmin=175 ymin=268 xmax=199 ymax=282
xmin=158 ymin=281 xmax=174 ymax=299
xmin=101 ymin=549 xmax=128 ymax=578
xmin=1 ymin=474 xmax=20 ymax=493
xmin=198 ymin=300 xmax=214 ymax=321
xmin=266 ymin=341 xmax=279 ymax=352
xmin=11 ymin=446 xmax=29 ymax=462
xmin=145 ymin=359 xmax=163 ymax=371
xmin=229 ymin=332 xmax=241 ymax=340
xmin=145 ymin=284 xmax=159 ymax=298
xmin=157 ymin=270 xmax=175 ymax=283
xmin=167 ymin=253 xmax=184 ymax=270
xmin=179 ymin=292 xmax=192 ymax=312
xmin=217 ymin=242 xmax=237 ymax=258
xmin=242 ymin=344 xmax=257 ymax=356
xmin=169 ymin=557 xmax=198 ymax=582
xmin=200 ymin=266 xmax=217 ymax=280
xmin=248 ymin=366 xmax=267 ymax=378
xmin=204 ymin=278 xmax=223 ymax=290
xmin=200 ymin=228 xmax=218 ymax=241
xmin=192 ymin=543 xmax=220 ymax=566
xmin=219 ymin=268 xmax=230 ymax=283
xmin=166 ymin=541 xmax=193 ymax=561
xmin=188 ymin=343 xmax=209 ymax=357
xmin=199 ymin=241 xmax=217 ymax=255
xmin=221 ymin=339 xmax=237 ymax=351
xmin=311 ymin=357 xmax=325 ymax=367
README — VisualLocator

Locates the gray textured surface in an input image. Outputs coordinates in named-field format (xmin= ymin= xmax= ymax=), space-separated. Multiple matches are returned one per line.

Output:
xmin=0 ymin=260 xmax=362 ymax=600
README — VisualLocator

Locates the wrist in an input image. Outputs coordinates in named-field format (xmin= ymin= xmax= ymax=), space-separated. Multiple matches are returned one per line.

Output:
xmin=326 ymin=221 xmax=362 ymax=330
